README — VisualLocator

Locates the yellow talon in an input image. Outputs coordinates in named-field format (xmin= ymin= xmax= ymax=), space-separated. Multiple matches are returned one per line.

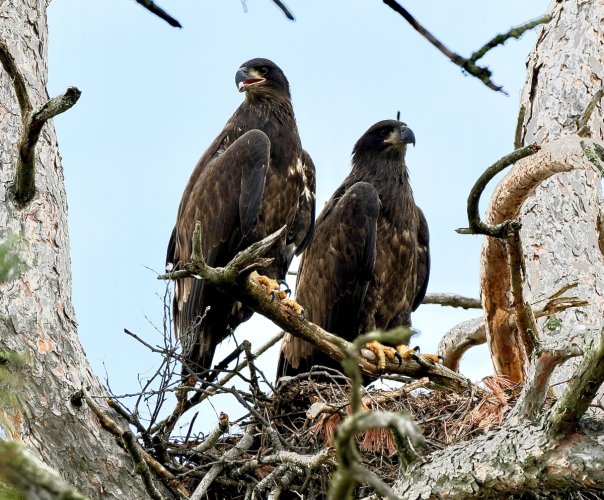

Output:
xmin=282 ymin=297 xmax=304 ymax=315
xmin=364 ymin=341 xmax=398 ymax=371
xmin=394 ymin=344 xmax=417 ymax=360
xmin=257 ymin=274 xmax=280 ymax=294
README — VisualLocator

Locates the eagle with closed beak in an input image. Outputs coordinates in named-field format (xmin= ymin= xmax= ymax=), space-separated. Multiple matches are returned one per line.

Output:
xmin=278 ymin=119 xmax=430 ymax=378
xmin=167 ymin=58 xmax=315 ymax=381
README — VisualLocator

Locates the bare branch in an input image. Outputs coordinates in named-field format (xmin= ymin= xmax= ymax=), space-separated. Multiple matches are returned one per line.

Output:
xmin=74 ymin=387 xmax=190 ymax=499
xmin=468 ymin=16 xmax=552 ymax=63
xmin=381 ymin=1 xmax=550 ymax=94
xmin=456 ymin=144 xmax=540 ymax=236
xmin=134 ymin=0 xmax=182 ymax=28
xmin=548 ymin=327 xmax=604 ymax=437
xmin=193 ymin=412 xmax=230 ymax=453
xmin=15 ymin=88 xmax=81 ymax=204
xmin=189 ymin=426 xmax=255 ymax=500
xmin=159 ymin=232 xmax=470 ymax=393
xmin=481 ymin=136 xmax=602 ymax=383
xmin=0 ymin=38 xmax=81 ymax=205
xmin=423 ymin=293 xmax=481 ymax=309
xmin=437 ymin=317 xmax=486 ymax=371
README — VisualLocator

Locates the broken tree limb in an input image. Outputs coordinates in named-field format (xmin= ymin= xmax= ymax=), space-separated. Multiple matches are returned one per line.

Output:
xmin=0 ymin=37 xmax=81 ymax=205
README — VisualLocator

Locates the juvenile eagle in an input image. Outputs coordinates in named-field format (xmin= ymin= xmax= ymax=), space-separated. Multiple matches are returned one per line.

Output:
xmin=278 ymin=120 xmax=429 ymax=377
xmin=167 ymin=58 xmax=315 ymax=380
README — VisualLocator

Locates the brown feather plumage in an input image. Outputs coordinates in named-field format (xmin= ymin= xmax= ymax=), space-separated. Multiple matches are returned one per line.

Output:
xmin=278 ymin=120 xmax=429 ymax=379
xmin=167 ymin=59 xmax=315 ymax=379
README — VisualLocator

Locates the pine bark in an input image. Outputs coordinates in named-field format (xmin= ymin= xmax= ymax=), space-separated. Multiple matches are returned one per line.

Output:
xmin=482 ymin=0 xmax=604 ymax=386
xmin=0 ymin=1 xmax=149 ymax=497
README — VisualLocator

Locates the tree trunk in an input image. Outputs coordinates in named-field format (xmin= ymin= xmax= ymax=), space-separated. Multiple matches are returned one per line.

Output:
xmin=482 ymin=0 xmax=604 ymax=387
xmin=0 ymin=1 xmax=149 ymax=497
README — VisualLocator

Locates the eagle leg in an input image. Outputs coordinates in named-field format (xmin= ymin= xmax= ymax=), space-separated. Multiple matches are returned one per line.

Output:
xmin=364 ymin=341 xmax=399 ymax=371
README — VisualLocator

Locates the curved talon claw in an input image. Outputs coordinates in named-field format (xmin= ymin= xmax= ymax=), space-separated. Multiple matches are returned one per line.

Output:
xmin=277 ymin=279 xmax=291 ymax=297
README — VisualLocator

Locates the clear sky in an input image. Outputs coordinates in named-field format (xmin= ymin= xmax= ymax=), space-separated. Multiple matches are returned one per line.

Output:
xmin=46 ymin=0 xmax=549 ymax=428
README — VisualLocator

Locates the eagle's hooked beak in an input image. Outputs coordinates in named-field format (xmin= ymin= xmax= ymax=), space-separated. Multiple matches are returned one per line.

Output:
xmin=399 ymin=125 xmax=416 ymax=147
xmin=236 ymin=66 xmax=266 ymax=92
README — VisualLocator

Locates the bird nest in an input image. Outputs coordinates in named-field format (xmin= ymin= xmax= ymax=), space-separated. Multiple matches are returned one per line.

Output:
xmin=179 ymin=370 xmax=518 ymax=499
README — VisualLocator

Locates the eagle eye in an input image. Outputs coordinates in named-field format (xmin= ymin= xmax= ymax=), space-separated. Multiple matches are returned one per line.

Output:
xmin=259 ymin=67 xmax=268 ymax=75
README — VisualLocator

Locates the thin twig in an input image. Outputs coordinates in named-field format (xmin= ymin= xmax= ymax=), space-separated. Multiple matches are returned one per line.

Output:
xmin=382 ymin=1 xmax=550 ymax=94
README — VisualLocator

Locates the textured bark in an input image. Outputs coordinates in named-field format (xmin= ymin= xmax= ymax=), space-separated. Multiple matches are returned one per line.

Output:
xmin=481 ymin=0 xmax=604 ymax=387
xmin=390 ymin=419 xmax=604 ymax=499
xmin=0 ymin=1 xmax=150 ymax=497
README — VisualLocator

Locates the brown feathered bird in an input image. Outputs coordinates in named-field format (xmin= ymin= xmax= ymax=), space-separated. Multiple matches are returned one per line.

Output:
xmin=167 ymin=58 xmax=315 ymax=380
xmin=277 ymin=120 xmax=429 ymax=378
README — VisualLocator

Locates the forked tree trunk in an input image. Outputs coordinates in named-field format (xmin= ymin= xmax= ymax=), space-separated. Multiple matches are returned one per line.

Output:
xmin=0 ymin=1 xmax=148 ymax=497
xmin=482 ymin=0 xmax=604 ymax=387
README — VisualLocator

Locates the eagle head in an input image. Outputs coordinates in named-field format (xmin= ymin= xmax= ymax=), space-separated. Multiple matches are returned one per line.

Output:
xmin=353 ymin=120 xmax=415 ymax=160
xmin=235 ymin=58 xmax=290 ymax=98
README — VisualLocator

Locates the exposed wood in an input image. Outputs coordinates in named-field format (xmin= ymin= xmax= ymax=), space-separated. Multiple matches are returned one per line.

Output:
xmin=481 ymin=136 xmax=602 ymax=383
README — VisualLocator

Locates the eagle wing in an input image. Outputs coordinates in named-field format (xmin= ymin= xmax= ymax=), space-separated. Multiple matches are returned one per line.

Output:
xmin=167 ymin=130 xmax=270 ymax=374
xmin=286 ymin=149 xmax=316 ymax=263
xmin=412 ymin=207 xmax=430 ymax=312
xmin=278 ymin=182 xmax=379 ymax=376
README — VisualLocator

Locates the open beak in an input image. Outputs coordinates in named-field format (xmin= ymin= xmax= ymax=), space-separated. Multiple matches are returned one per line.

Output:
xmin=235 ymin=67 xmax=266 ymax=92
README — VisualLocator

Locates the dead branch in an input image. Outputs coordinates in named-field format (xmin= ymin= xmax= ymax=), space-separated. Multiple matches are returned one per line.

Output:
xmin=189 ymin=425 xmax=255 ymax=500
xmin=74 ymin=387 xmax=189 ymax=499
xmin=508 ymin=338 xmax=582 ymax=425
xmin=548 ymin=327 xmax=604 ymax=437
xmin=422 ymin=293 xmax=481 ymax=309
xmin=481 ymin=136 xmax=603 ymax=383
xmin=194 ymin=412 xmax=230 ymax=453
xmin=328 ymin=329 xmax=423 ymax=500
xmin=134 ymin=0 xmax=182 ymax=27
xmin=505 ymin=225 xmax=539 ymax=360
xmin=456 ymin=144 xmax=540 ymax=236
xmin=381 ymin=1 xmax=550 ymax=94
xmin=158 ymin=225 xmax=471 ymax=393
xmin=149 ymin=330 xmax=284 ymax=438
xmin=0 ymin=39 xmax=81 ymax=205
xmin=437 ymin=317 xmax=486 ymax=371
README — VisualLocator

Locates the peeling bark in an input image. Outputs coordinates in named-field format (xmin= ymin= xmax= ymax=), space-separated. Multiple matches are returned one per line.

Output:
xmin=0 ymin=1 xmax=152 ymax=497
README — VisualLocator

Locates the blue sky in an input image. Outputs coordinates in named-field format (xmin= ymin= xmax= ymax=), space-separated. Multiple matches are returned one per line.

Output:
xmin=47 ymin=0 xmax=549 ymax=426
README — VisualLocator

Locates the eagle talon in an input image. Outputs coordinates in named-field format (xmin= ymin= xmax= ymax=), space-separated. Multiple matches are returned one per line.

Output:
xmin=365 ymin=341 xmax=399 ymax=371
xmin=277 ymin=279 xmax=291 ymax=297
